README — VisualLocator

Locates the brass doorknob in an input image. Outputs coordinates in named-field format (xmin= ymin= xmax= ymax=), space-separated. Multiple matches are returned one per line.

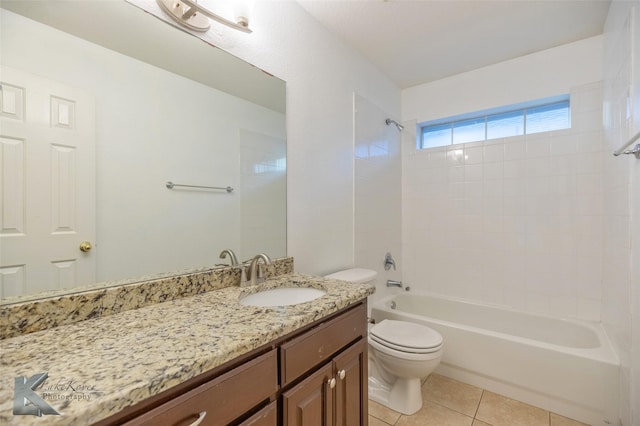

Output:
xmin=79 ymin=241 xmax=92 ymax=252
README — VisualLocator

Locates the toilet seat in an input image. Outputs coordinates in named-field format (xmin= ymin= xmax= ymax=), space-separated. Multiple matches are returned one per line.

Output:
xmin=368 ymin=336 xmax=442 ymax=361
xmin=370 ymin=320 xmax=443 ymax=354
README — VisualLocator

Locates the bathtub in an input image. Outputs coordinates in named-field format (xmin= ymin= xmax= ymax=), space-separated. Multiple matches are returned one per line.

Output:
xmin=371 ymin=293 xmax=620 ymax=426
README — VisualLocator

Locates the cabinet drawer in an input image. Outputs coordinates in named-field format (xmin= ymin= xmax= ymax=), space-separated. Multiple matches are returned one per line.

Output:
xmin=237 ymin=401 xmax=277 ymax=426
xmin=125 ymin=349 xmax=277 ymax=426
xmin=280 ymin=304 xmax=366 ymax=386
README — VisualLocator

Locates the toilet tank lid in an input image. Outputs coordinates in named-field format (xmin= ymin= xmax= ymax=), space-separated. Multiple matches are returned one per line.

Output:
xmin=324 ymin=268 xmax=377 ymax=283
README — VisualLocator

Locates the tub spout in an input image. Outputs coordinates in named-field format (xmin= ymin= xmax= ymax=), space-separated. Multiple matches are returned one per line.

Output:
xmin=386 ymin=280 xmax=403 ymax=288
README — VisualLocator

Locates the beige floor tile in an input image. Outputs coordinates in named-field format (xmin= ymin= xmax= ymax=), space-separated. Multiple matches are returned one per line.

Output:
xmin=475 ymin=391 xmax=549 ymax=426
xmin=369 ymin=400 xmax=402 ymax=425
xmin=550 ymin=412 xmax=589 ymax=426
xmin=472 ymin=420 xmax=493 ymax=426
xmin=423 ymin=374 xmax=483 ymax=417
xmin=396 ymin=400 xmax=474 ymax=426
xmin=369 ymin=414 xmax=394 ymax=426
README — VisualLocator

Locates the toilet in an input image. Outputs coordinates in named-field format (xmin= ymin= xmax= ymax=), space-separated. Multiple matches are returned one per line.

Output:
xmin=324 ymin=268 xmax=443 ymax=415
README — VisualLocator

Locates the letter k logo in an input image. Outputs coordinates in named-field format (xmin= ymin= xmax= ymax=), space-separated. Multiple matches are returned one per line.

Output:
xmin=13 ymin=373 xmax=60 ymax=416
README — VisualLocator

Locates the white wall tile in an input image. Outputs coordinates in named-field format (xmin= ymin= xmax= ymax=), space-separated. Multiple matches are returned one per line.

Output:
xmin=402 ymin=81 xmax=605 ymax=322
xmin=602 ymin=2 xmax=640 ymax=423
xmin=504 ymin=140 xmax=527 ymax=160
xmin=484 ymin=162 xmax=504 ymax=180
xmin=483 ymin=143 xmax=505 ymax=163
xmin=464 ymin=146 xmax=484 ymax=164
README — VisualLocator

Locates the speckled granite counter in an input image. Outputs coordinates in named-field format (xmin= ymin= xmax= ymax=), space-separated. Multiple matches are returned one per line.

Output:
xmin=0 ymin=273 xmax=374 ymax=425
xmin=1 ymin=258 xmax=294 ymax=338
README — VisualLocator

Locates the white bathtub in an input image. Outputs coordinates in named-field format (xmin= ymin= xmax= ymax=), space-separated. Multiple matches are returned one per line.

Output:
xmin=371 ymin=293 xmax=620 ymax=426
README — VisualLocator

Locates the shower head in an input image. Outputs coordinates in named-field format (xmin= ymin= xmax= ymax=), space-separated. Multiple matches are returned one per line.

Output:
xmin=385 ymin=118 xmax=404 ymax=131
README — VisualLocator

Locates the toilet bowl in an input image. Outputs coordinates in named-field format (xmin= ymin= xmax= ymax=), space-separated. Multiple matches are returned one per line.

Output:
xmin=324 ymin=268 xmax=444 ymax=415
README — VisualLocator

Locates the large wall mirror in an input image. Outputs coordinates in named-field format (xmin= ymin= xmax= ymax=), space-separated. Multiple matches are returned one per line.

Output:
xmin=0 ymin=1 xmax=287 ymax=303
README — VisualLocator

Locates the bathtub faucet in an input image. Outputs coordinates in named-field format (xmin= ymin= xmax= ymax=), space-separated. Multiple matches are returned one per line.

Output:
xmin=386 ymin=280 xmax=403 ymax=288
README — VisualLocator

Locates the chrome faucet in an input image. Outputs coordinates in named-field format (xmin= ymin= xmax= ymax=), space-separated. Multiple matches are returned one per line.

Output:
xmin=219 ymin=249 xmax=239 ymax=266
xmin=386 ymin=280 xmax=403 ymax=288
xmin=241 ymin=253 xmax=272 ymax=286
xmin=384 ymin=252 xmax=396 ymax=271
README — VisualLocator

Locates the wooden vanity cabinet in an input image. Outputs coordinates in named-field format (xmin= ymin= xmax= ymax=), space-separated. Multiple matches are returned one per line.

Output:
xmin=238 ymin=401 xmax=277 ymax=426
xmin=282 ymin=363 xmax=334 ymax=425
xmin=281 ymin=303 xmax=368 ymax=426
xmin=334 ymin=340 xmax=368 ymax=426
xmin=122 ymin=349 xmax=278 ymax=426
xmin=282 ymin=340 xmax=366 ymax=426
xmin=98 ymin=301 xmax=368 ymax=426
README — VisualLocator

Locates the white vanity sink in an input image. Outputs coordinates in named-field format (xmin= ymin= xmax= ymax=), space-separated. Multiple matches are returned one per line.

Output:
xmin=239 ymin=287 xmax=326 ymax=307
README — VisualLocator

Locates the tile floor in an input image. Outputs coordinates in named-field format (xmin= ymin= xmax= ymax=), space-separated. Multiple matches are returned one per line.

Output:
xmin=368 ymin=374 xmax=590 ymax=426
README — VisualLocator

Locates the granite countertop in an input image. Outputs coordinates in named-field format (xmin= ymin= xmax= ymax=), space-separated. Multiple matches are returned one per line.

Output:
xmin=0 ymin=273 xmax=374 ymax=425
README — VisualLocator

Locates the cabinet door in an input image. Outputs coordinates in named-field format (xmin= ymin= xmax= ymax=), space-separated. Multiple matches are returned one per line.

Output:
xmin=334 ymin=340 xmax=367 ymax=426
xmin=283 ymin=364 xmax=334 ymax=426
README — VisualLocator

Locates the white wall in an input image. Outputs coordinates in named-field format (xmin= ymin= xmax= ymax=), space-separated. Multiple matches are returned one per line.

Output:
xmin=131 ymin=0 xmax=401 ymax=276
xmin=403 ymin=35 xmax=603 ymax=124
xmin=602 ymin=1 xmax=640 ymax=424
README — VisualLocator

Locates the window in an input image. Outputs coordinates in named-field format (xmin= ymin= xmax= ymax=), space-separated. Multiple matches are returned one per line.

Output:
xmin=419 ymin=96 xmax=570 ymax=149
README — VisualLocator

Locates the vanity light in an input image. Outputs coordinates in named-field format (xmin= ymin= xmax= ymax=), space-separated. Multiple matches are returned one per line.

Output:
xmin=156 ymin=0 xmax=253 ymax=33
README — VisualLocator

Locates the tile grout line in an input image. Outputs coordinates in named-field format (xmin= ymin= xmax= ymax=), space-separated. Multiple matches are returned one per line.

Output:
xmin=370 ymin=379 xmax=584 ymax=426
xmin=368 ymin=412 xmax=397 ymax=426
xmin=473 ymin=389 xmax=485 ymax=421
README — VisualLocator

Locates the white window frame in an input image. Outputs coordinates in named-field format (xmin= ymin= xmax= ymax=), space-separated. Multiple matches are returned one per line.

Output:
xmin=418 ymin=95 xmax=571 ymax=150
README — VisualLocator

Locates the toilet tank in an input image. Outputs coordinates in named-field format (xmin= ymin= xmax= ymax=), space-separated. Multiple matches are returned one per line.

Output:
xmin=324 ymin=268 xmax=377 ymax=284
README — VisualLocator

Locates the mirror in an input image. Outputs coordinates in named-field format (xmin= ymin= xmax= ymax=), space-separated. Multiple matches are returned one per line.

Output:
xmin=0 ymin=1 xmax=287 ymax=303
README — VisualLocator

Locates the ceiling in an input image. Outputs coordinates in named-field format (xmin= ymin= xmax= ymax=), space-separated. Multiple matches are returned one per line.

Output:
xmin=297 ymin=0 xmax=612 ymax=89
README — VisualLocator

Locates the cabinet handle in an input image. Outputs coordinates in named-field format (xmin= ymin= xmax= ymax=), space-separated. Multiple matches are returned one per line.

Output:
xmin=338 ymin=369 xmax=346 ymax=380
xmin=328 ymin=378 xmax=336 ymax=389
xmin=186 ymin=411 xmax=207 ymax=426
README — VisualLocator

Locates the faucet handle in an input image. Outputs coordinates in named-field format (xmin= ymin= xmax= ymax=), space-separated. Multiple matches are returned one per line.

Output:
xmin=384 ymin=252 xmax=396 ymax=271
xmin=240 ymin=264 xmax=249 ymax=285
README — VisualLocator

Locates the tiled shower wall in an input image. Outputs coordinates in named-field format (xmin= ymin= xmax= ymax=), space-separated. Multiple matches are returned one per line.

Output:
xmin=402 ymin=82 xmax=604 ymax=321
xmin=354 ymin=94 xmax=402 ymax=304
xmin=602 ymin=1 xmax=639 ymax=424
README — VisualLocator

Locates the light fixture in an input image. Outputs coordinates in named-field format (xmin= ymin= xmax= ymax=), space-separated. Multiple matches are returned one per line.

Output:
xmin=157 ymin=0 xmax=253 ymax=33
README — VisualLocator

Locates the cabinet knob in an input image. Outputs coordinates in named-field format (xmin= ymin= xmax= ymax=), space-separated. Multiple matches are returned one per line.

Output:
xmin=186 ymin=411 xmax=207 ymax=426
xmin=338 ymin=369 xmax=346 ymax=380
xmin=328 ymin=378 xmax=336 ymax=389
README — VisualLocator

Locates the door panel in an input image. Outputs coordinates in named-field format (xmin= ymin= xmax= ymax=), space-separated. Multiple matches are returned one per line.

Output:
xmin=0 ymin=66 xmax=95 ymax=298
xmin=283 ymin=364 xmax=334 ymax=426
xmin=334 ymin=340 xmax=366 ymax=426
